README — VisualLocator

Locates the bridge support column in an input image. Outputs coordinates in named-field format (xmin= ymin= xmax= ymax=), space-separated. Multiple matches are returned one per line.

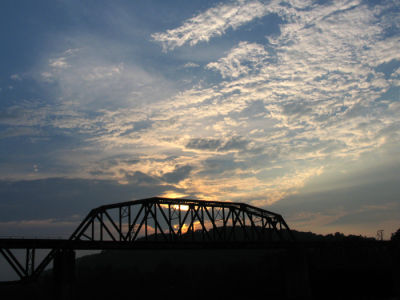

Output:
xmin=393 ymin=243 xmax=400 ymax=298
xmin=53 ymin=249 xmax=76 ymax=300
xmin=282 ymin=247 xmax=310 ymax=299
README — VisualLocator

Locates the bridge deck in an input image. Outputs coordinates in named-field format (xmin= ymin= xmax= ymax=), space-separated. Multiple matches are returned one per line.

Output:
xmin=0 ymin=238 xmax=391 ymax=250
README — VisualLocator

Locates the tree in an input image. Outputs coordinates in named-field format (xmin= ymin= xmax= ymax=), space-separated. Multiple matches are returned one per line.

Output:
xmin=391 ymin=228 xmax=400 ymax=242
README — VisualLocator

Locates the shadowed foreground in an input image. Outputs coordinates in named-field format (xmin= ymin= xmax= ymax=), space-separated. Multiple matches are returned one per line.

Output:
xmin=1 ymin=231 xmax=399 ymax=300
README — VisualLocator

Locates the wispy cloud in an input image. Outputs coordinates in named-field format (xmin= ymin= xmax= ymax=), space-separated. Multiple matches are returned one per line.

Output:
xmin=183 ymin=62 xmax=200 ymax=68
xmin=37 ymin=46 xmax=176 ymax=110
xmin=10 ymin=74 xmax=22 ymax=81
xmin=142 ymin=0 xmax=399 ymax=203
xmin=206 ymin=41 xmax=270 ymax=78
xmin=151 ymin=0 xmax=272 ymax=51
xmin=0 ymin=127 xmax=41 ymax=139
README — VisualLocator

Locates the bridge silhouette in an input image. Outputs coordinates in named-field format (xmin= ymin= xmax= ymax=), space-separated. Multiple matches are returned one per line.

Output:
xmin=0 ymin=197 xmax=295 ymax=283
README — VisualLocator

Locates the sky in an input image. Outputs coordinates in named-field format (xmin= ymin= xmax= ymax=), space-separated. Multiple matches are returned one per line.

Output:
xmin=0 ymin=0 xmax=399 ymax=239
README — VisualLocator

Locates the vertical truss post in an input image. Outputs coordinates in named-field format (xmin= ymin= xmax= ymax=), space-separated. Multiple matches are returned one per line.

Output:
xmin=156 ymin=203 xmax=174 ymax=242
xmin=100 ymin=212 xmax=103 ymax=241
xmin=222 ymin=207 xmax=226 ymax=241
xmin=271 ymin=219 xmax=282 ymax=241
xmin=154 ymin=203 xmax=158 ymax=241
xmin=119 ymin=205 xmax=132 ymax=240
xmin=200 ymin=206 xmax=205 ymax=241
xmin=128 ymin=206 xmax=131 ymax=234
xmin=178 ymin=205 xmax=182 ymax=238
xmin=231 ymin=208 xmax=236 ymax=241
xmin=242 ymin=209 xmax=247 ymax=240
xmin=247 ymin=213 xmax=258 ymax=241
xmin=90 ymin=218 xmax=94 ymax=241
xmin=130 ymin=203 xmax=150 ymax=242
xmin=168 ymin=204 xmax=172 ymax=240
xmin=248 ymin=213 xmax=255 ymax=240
xmin=211 ymin=206 xmax=216 ymax=241
xmin=267 ymin=219 xmax=272 ymax=241
xmin=119 ymin=207 xmax=122 ymax=241
xmin=261 ymin=217 xmax=265 ymax=241
xmin=190 ymin=205 xmax=194 ymax=240
xmin=26 ymin=248 xmax=35 ymax=277
xmin=121 ymin=205 xmax=131 ymax=241
xmin=206 ymin=206 xmax=222 ymax=241
xmin=144 ymin=204 xmax=148 ymax=241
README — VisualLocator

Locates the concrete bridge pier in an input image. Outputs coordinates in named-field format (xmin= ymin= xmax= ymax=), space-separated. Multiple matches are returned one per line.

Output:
xmin=53 ymin=249 xmax=76 ymax=300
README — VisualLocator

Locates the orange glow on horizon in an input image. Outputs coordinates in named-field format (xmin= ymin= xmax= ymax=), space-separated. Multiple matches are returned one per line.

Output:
xmin=160 ymin=203 xmax=189 ymax=211
xmin=158 ymin=191 xmax=188 ymax=199
xmin=173 ymin=221 xmax=201 ymax=234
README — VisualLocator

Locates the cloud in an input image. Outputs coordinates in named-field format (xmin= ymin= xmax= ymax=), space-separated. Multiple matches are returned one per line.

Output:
xmin=151 ymin=0 xmax=272 ymax=51
xmin=218 ymin=136 xmax=250 ymax=152
xmin=186 ymin=138 xmax=222 ymax=151
xmin=10 ymin=74 xmax=22 ymax=81
xmin=281 ymin=102 xmax=312 ymax=116
xmin=145 ymin=0 xmax=399 ymax=204
xmin=0 ymin=102 xmax=51 ymax=127
xmin=183 ymin=62 xmax=200 ymax=68
xmin=0 ymin=0 xmax=399 ymax=230
xmin=124 ymin=171 xmax=161 ymax=186
xmin=49 ymin=57 xmax=69 ymax=69
xmin=206 ymin=41 xmax=270 ymax=78
xmin=0 ymin=127 xmax=41 ymax=139
xmin=268 ymin=147 xmax=400 ymax=234
xmin=161 ymin=165 xmax=193 ymax=184
xmin=185 ymin=136 xmax=249 ymax=152
xmin=36 ymin=44 xmax=177 ymax=110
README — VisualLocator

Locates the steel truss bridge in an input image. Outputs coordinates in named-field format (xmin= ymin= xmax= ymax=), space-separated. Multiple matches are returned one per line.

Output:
xmin=0 ymin=197 xmax=294 ymax=283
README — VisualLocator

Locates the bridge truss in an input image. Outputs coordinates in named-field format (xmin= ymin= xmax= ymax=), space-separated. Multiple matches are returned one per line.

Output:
xmin=0 ymin=197 xmax=294 ymax=282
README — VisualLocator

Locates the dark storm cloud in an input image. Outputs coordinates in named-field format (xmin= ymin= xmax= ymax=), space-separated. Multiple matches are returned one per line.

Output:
xmin=199 ymin=155 xmax=244 ymax=176
xmin=124 ymin=171 xmax=162 ymax=186
xmin=161 ymin=165 xmax=193 ymax=183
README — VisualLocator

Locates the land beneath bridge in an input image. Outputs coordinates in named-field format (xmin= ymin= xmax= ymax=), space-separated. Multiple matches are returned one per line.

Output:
xmin=1 ymin=231 xmax=399 ymax=300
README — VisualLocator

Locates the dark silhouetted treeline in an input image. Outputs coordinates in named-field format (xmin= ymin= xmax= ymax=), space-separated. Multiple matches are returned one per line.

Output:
xmin=1 ymin=228 xmax=399 ymax=299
